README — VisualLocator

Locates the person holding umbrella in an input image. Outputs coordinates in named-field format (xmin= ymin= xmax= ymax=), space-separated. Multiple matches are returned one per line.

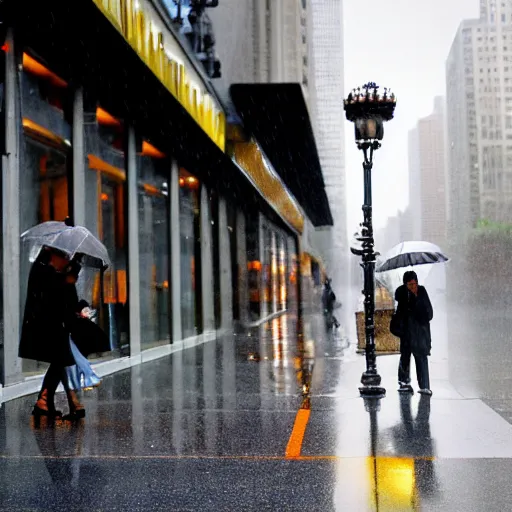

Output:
xmin=394 ymin=271 xmax=433 ymax=395
xmin=19 ymin=217 xmax=111 ymax=420
xmin=19 ymin=246 xmax=78 ymax=418
xmin=378 ymin=241 xmax=448 ymax=395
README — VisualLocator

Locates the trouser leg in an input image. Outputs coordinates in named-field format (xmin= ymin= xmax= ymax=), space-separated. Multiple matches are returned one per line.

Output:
xmin=414 ymin=353 xmax=430 ymax=390
xmin=398 ymin=344 xmax=412 ymax=385
xmin=38 ymin=364 xmax=64 ymax=411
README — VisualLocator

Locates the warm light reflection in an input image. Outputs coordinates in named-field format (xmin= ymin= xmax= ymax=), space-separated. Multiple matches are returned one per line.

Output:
xmin=142 ymin=141 xmax=165 ymax=158
xmin=142 ymin=183 xmax=162 ymax=196
xmin=248 ymin=261 xmax=262 ymax=271
xmin=101 ymin=193 xmax=109 ymax=201
xmin=271 ymin=317 xmax=282 ymax=363
xmin=368 ymin=457 xmax=416 ymax=510
xmin=281 ymin=316 xmax=289 ymax=366
xmin=22 ymin=118 xmax=68 ymax=148
xmin=179 ymin=170 xmax=200 ymax=189
xmin=96 ymin=107 xmax=121 ymax=127
xmin=22 ymin=53 xmax=68 ymax=88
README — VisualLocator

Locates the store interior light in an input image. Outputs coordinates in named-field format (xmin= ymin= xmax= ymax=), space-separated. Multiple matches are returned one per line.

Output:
xmin=22 ymin=53 xmax=68 ymax=88
xmin=142 ymin=141 xmax=166 ymax=158
xmin=96 ymin=107 xmax=121 ymax=127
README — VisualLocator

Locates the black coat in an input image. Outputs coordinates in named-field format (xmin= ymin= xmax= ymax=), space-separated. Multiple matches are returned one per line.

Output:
xmin=19 ymin=261 xmax=76 ymax=366
xmin=395 ymin=284 xmax=434 ymax=356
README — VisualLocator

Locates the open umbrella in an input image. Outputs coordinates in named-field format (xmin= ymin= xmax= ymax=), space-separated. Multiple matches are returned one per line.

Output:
xmin=376 ymin=241 xmax=449 ymax=273
xmin=21 ymin=220 xmax=110 ymax=269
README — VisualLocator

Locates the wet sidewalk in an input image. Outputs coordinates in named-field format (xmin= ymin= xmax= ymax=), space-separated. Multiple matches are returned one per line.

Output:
xmin=1 ymin=307 xmax=512 ymax=511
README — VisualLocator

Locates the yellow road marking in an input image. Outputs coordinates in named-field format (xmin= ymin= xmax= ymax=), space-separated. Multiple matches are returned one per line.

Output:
xmin=0 ymin=454 xmax=436 ymax=461
xmin=285 ymin=408 xmax=311 ymax=458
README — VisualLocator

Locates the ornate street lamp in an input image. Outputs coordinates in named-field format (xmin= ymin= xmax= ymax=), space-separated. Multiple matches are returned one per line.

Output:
xmin=344 ymin=82 xmax=397 ymax=398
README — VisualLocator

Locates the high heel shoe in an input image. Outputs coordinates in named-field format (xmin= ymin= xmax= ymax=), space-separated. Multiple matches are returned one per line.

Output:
xmin=63 ymin=390 xmax=86 ymax=421
xmin=32 ymin=389 xmax=62 ymax=418
xmin=62 ymin=408 xmax=85 ymax=421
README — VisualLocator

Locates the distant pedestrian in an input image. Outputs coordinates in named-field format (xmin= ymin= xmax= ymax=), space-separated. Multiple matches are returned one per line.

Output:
xmin=394 ymin=271 xmax=433 ymax=395
xmin=322 ymin=278 xmax=340 ymax=329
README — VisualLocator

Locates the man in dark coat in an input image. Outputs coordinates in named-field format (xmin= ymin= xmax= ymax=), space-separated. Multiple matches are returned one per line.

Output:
xmin=395 ymin=270 xmax=434 ymax=395
xmin=19 ymin=247 xmax=77 ymax=417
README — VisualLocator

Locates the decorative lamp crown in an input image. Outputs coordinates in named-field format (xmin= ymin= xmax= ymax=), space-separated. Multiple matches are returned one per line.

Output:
xmin=344 ymin=83 xmax=397 ymax=142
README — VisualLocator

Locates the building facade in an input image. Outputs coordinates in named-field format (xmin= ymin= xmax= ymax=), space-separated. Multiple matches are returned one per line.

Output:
xmin=206 ymin=0 xmax=310 ymax=106
xmin=408 ymin=97 xmax=447 ymax=247
xmin=446 ymin=0 xmax=512 ymax=244
xmin=407 ymin=127 xmax=423 ymax=240
xmin=208 ymin=0 xmax=348 ymax=299
xmin=307 ymin=0 xmax=348 ymax=297
xmin=0 ymin=0 xmax=331 ymax=399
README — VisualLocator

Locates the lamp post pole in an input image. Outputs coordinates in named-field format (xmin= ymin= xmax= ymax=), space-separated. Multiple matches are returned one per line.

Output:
xmin=344 ymin=83 xmax=397 ymax=399
xmin=360 ymin=141 xmax=381 ymax=392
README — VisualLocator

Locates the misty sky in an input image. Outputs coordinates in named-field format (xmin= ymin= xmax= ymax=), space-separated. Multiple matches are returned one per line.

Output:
xmin=343 ymin=0 xmax=480 ymax=233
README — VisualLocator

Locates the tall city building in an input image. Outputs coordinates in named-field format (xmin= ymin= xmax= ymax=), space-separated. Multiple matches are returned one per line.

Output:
xmin=407 ymin=126 xmax=422 ymax=240
xmin=208 ymin=0 xmax=348 ymax=297
xmin=446 ymin=0 xmax=512 ymax=244
xmin=308 ymin=0 xmax=348 ymax=295
xmin=408 ymin=97 xmax=447 ymax=247
xmin=206 ymin=0 xmax=310 ymax=108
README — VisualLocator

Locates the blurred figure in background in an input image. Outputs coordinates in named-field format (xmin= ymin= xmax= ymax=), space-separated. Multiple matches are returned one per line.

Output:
xmin=322 ymin=278 xmax=340 ymax=329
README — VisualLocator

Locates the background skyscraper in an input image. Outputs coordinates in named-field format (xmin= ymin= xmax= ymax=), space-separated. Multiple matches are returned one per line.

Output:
xmin=408 ymin=96 xmax=447 ymax=248
xmin=207 ymin=0 xmax=310 ymax=109
xmin=446 ymin=0 xmax=512 ymax=245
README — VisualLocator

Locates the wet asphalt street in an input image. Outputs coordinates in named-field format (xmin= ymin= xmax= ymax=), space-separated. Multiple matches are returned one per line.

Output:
xmin=2 ymin=293 xmax=512 ymax=511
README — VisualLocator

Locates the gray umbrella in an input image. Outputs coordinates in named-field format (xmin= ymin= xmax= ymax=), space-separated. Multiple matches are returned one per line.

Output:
xmin=21 ymin=221 xmax=111 ymax=269
xmin=376 ymin=241 xmax=449 ymax=273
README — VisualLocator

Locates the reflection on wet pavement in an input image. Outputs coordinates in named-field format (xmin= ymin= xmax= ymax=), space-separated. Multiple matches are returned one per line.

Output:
xmin=2 ymin=297 xmax=512 ymax=510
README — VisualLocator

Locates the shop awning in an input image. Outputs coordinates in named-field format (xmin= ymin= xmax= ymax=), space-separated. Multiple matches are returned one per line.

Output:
xmin=230 ymin=83 xmax=334 ymax=227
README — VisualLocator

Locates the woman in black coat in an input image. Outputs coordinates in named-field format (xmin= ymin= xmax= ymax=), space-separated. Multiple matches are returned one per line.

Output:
xmin=395 ymin=270 xmax=434 ymax=395
xmin=19 ymin=247 xmax=76 ymax=417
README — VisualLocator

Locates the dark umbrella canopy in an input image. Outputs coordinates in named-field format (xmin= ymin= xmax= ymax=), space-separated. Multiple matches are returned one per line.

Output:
xmin=376 ymin=241 xmax=449 ymax=273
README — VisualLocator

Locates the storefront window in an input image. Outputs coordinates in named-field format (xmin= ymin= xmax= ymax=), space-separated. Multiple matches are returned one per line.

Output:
xmin=210 ymin=189 xmax=221 ymax=329
xmin=262 ymin=225 xmax=272 ymax=317
xmin=278 ymin=234 xmax=287 ymax=311
xmin=84 ymin=106 xmax=129 ymax=358
xmin=287 ymin=236 xmax=299 ymax=311
xmin=19 ymin=52 xmax=71 ymax=375
xmin=137 ymin=142 xmax=170 ymax=349
xmin=246 ymin=212 xmax=260 ymax=321
xmin=226 ymin=202 xmax=239 ymax=321
xmin=179 ymin=169 xmax=202 ymax=338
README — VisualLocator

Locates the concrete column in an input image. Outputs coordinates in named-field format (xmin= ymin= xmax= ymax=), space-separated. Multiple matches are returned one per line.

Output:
xmin=72 ymin=88 xmax=86 ymax=227
xmin=127 ymin=127 xmax=141 ymax=357
xmin=2 ymin=28 xmax=21 ymax=385
xmin=270 ymin=0 xmax=283 ymax=82
xmin=218 ymin=197 xmax=232 ymax=330
xmin=170 ymin=160 xmax=182 ymax=341
xmin=236 ymin=209 xmax=249 ymax=325
xmin=200 ymin=184 xmax=214 ymax=332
